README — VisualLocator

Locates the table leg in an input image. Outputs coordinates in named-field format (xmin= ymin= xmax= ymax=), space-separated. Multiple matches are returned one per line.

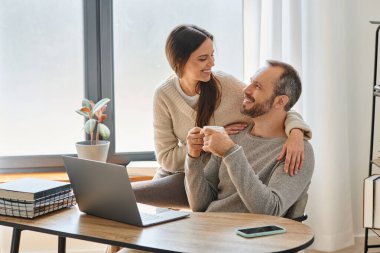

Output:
xmin=58 ymin=236 xmax=66 ymax=253
xmin=10 ymin=228 xmax=22 ymax=253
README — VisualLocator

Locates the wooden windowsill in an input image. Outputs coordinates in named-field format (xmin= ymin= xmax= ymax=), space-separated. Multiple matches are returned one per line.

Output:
xmin=1 ymin=172 xmax=70 ymax=183
xmin=0 ymin=169 xmax=154 ymax=183
xmin=0 ymin=161 xmax=158 ymax=183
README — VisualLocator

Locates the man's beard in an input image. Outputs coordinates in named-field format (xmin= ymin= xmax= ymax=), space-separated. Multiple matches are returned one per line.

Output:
xmin=240 ymin=94 xmax=275 ymax=118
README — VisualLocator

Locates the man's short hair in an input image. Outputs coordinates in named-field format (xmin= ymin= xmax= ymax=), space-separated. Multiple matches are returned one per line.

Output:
xmin=267 ymin=60 xmax=302 ymax=111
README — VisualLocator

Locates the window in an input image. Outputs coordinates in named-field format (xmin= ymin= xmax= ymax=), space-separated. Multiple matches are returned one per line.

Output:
xmin=0 ymin=0 xmax=245 ymax=170
xmin=0 ymin=0 xmax=84 ymax=156
xmin=113 ymin=0 xmax=244 ymax=152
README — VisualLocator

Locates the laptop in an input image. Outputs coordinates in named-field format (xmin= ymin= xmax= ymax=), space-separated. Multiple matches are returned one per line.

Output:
xmin=62 ymin=156 xmax=189 ymax=227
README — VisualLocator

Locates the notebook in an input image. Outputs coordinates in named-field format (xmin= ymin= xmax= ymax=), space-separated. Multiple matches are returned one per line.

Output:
xmin=62 ymin=156 xmax=189 ymax=227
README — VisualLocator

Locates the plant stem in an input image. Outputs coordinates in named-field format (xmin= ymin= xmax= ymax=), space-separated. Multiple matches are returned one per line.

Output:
xmin=90 ymin=132 xmax=94 ymax=145
xmin=96 ymin=122 xmax=100 ymax=145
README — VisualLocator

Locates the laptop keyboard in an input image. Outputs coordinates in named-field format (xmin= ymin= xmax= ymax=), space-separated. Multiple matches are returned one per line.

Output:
xmin=140 ymin=212 xmax=161 ymax=221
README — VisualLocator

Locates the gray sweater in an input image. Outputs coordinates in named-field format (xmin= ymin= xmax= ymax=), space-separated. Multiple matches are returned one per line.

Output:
xmin=184 ymin=124 xmax=314 ymax=217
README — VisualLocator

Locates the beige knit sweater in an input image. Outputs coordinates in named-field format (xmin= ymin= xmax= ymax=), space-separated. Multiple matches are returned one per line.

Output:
xmin=153 ymin=71 xmax=311 ymax=173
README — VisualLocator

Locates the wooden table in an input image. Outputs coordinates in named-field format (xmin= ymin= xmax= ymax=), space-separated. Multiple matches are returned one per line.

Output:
xmin=0 ymin=206 xmax=314 ymax=253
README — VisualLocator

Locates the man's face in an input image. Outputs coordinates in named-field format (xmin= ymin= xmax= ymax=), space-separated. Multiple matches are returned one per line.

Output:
xmin=241 ymin=66 xmax=284 ymax=118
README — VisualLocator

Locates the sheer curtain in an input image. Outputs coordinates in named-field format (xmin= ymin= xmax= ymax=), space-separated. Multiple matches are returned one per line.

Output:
xmin=244 ymin=0 xmax=355 ymax=250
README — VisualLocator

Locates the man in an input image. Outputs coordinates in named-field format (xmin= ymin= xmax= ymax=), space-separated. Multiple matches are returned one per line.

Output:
xmin=184 ymin=60 xmax=314 ymax=218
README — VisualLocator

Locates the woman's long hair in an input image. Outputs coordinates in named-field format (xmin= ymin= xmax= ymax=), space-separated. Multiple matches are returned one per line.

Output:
xmin=165 ymin=24 xmax=221 ymax=127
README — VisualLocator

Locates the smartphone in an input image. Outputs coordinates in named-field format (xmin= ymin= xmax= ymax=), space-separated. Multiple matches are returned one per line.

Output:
xmin=236 ymin=225 xmax=286 ymax=238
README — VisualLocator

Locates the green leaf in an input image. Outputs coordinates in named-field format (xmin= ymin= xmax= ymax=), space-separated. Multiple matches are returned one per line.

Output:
xmin=82 ymin=98 xmax=92 ymax=110
xmin=92 ymin=98 xmax=110 ymax=115
xmin=75 ymin=109 xmax=89 ymax=118
xmin=84 ymin=119 xmax=97 ymax=135
xmin=98 ymin=123 xmax=110 ymax=140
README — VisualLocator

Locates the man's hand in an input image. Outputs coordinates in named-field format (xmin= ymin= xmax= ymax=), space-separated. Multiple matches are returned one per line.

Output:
xmin=277 ymin=128 xmax=304 ymax=176
xmin=201 ymin=128 xmax=235 ymax=157
xmin=186 ymin=127 xmax=204 ymax=158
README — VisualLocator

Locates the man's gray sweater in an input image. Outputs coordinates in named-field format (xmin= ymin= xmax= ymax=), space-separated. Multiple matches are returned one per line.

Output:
xmin=184 ymin=124 xmax=314 ymax=218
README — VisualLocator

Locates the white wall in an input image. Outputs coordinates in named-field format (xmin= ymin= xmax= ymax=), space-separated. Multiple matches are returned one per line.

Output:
xmin=346 ymin=0 xmax=380 ymax=236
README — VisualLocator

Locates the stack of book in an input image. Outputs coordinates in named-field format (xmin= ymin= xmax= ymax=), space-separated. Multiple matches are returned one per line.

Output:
xmin=364 ymin=175 xmax=380 ymax=228
xmin=0 ymin=178 xmax=76 ymax=219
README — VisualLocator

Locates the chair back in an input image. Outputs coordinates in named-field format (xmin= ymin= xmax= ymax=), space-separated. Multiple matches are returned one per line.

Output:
xmin=284 ymin=192 xmax=308 ymax=219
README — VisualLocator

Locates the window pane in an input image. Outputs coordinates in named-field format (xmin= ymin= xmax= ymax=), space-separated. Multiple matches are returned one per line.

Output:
xmin=0 ymin=0 xmax=84 ymax=156
xmin=114 ymin=0 xmax=243 ymax=152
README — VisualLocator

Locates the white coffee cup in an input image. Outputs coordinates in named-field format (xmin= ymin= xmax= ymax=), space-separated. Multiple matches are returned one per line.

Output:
xmin=203 ymin=125 xmax=225 ymax=133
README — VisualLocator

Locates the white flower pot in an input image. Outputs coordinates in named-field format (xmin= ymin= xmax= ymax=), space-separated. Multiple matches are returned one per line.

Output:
xmin=75 ymin=140 xmax=110 ymax=162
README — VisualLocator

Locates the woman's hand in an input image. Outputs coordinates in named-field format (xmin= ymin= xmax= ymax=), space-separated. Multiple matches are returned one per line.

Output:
xmin=223 ymin=122 xmax=248 ymax=135
xmin=186 ymin=127 xmax=204 ymax=158
xmin=277 ymin=129 xmax=304 ymax=176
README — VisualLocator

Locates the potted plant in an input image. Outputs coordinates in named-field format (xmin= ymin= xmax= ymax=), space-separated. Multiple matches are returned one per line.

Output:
xmin=75 ymin=98 xmax=111 ymax=162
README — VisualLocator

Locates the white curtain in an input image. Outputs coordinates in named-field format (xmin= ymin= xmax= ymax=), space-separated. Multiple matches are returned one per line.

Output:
xmin=244 ymin=0 xmax=355 ymax=250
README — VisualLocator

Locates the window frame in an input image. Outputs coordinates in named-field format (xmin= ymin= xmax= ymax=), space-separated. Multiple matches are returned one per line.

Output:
xmin=83 ymin=0 xmax=155 ymax=165
xmin=0 ymin=0 xmax=250 ymax=172
xmin=0 ymin=0 xmax=154 ymax=172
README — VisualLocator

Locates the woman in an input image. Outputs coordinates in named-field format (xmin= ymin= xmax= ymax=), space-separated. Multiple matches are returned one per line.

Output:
xmin=133 ymin=24 xmax=311 ymax=208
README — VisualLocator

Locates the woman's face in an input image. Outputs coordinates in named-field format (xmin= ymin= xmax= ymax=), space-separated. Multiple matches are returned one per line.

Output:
xmin=181 ymin=38 xmax=215 ymax=85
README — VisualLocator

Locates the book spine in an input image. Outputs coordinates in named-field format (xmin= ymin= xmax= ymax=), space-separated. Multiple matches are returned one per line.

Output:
xmin=375 ymin=177 xmax=380 ymax=228
xmin=0 ymin=193 xmax=76 ymax=219
xmin=373 ymin=178 xmax=376 ymax=228
xmin=364 ymin=175 xmax=380 ymax=228
xmin=34 ymin=184 xmax=72 ymax=200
